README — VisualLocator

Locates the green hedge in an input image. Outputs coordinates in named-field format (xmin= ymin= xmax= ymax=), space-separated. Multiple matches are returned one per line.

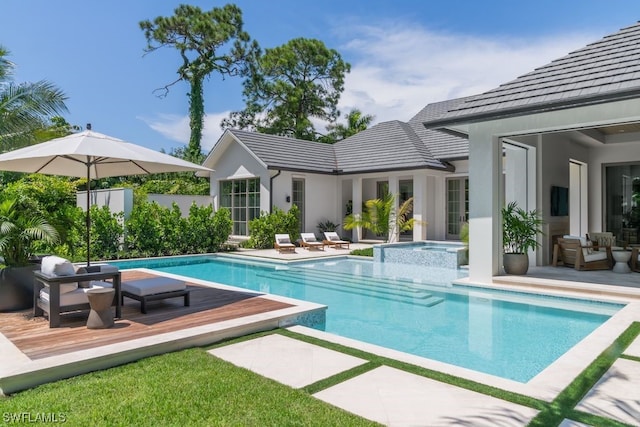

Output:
xmin=247 ymin=205 xmax=300 ymax=249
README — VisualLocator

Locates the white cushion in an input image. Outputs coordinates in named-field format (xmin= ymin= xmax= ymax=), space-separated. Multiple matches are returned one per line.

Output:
xmin=88 ymin=263 xmax=119 ymax=274
xmin=122 ymin=277 xmax=185 ymax=297
xmin=41 ymin=256 xmax=75 ymax=276
xmin=583 ymin=251 xmax=608 ymax=262
xmin=39 ymin=282 xmax=113 ymax=307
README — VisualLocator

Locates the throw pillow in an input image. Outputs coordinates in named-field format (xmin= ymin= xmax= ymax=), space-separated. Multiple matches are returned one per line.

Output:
xmin=41 ymin=255 xmax=75 ymax=276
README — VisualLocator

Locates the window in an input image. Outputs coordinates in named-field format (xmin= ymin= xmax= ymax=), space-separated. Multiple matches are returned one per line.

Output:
xmin=605 ymin=164 xmax=640 ymax=244
xmin=220 ymin=178 xmax=260 ymax=235
xmin=292 ymin=178 xmax=305 ymax=232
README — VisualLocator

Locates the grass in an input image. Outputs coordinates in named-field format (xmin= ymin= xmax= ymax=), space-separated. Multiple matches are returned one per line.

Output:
xmin=2 ymin=322 xmax=638 ymax=426
xmin=0 ymin=348 xmax=379 ymax=427
xmin=349 ymin=247 xmax=373 ymax=257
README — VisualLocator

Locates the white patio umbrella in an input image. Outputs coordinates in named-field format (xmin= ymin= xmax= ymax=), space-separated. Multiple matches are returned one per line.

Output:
xmin=0 ymin=129 xmax=212 ymax=265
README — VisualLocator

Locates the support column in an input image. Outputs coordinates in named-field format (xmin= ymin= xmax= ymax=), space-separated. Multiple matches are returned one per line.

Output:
xmin=388 ymin=176 xmax=399 ymax=242
xmin=352 ymin=177 xmax=362 ymax=242
xmin=468 ymin=126 xmax=502 ymax=283
xmin=413 ymin=173 xmax=428 ymax=241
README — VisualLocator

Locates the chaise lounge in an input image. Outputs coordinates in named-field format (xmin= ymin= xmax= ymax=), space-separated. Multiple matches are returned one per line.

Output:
xmin=323 ymin=231 xmax=350 ymax=250
xmin=300 ymin=233 xmax=324 ymax=250
xmin=274 ymin=234 xmax=296 ymax=253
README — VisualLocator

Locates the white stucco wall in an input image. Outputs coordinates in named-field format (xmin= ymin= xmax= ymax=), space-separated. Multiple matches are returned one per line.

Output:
xmin=272 ymin=170 xmax=339 ymax=235
xmin=77 ymin=187 xmax=133 ymax=218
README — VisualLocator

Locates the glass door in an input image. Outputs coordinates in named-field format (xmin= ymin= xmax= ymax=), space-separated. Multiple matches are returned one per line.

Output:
xmin=446 ymin=177 xmax=469 ymax=240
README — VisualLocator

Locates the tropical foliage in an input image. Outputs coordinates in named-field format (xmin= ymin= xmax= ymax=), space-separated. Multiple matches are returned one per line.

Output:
xmin=223 ymin=37 xmax=350 ymax=141
xmin=322 ymin=108 xmax=374 ymax=143
xmin=125 ymin=200 xmax=232 ymax=258
xmin=502 ymin=201 xmax=543 ymax=254
xmin=0 ymin=46 xmax=68 ymax=151
xmin=343 ymin=193 xmax=415 ymax=243
xmin=246 ymin=206 xmax=300 ymax=249
xmin=140 ymin=3 xmax=259 ymax=162
xmin=0 ymin=197 xmax=59 ymax=267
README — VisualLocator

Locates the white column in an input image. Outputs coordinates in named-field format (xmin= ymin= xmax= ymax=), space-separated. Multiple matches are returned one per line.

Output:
xmin=468 ymin=126 xmax=502 ymax=283
xmin=352 ymin=177 xmax=363 ymax=242
xmin=388 ymin=175 xmax=399 ymax=242
xmin=413 ymin=173 xmax=428 ymax=241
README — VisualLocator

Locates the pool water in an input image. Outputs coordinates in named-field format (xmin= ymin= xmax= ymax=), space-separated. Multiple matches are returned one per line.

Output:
xmin=111 ymin=255 xmax=622 ymax=382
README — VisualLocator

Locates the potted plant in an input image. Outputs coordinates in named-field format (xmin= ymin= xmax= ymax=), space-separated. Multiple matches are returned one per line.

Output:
xmin=0 ymin=197 xmax=59 ymax=311
xmin=502 ymin=201 xmax=543 ymax=275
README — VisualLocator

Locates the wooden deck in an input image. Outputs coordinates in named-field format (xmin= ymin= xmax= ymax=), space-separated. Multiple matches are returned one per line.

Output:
xmin=0 ymin=271 xmax=293 ymax=360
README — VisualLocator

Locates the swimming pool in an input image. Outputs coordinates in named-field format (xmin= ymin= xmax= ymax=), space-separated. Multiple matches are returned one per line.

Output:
xmin=110 ymin=255 xmax=622 ymax=382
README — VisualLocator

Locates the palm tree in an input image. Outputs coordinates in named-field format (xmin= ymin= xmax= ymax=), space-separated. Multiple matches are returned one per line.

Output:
xmin=324 ymin=108 xmax=374 ymax=142
xmin=0 ymin=197 xmax=59 ymax=267
xmin=0 ymin=46 xmax=68 ymax=151
xmin=343 ymin=192 xmax=415 ymax=242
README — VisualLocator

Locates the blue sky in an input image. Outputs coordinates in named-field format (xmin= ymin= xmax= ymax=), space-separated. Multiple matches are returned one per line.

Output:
xmin=2 ymin=1 xmax=640 ymax=153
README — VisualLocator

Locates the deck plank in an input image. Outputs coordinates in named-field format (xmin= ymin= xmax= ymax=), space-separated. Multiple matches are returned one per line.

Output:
xmin=0 ymin=271 xmax=293 ymax=360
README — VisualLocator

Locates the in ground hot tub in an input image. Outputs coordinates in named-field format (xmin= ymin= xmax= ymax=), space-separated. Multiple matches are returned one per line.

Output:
xmin=373 ymin=241 xmax=467 ymax=269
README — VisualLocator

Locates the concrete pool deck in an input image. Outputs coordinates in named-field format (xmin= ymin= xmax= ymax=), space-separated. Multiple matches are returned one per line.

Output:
xmin=210 ymin=324 xmax=640 ymax=426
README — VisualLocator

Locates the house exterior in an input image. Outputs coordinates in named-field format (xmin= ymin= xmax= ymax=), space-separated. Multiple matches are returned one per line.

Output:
xmin=203 ymin=21 xmax=640 ymax=285
xmin=201 ymin=97 xmax=473 ymax=242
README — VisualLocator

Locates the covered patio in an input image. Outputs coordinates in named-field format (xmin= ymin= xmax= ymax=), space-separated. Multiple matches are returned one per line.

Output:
xmin=425 ymin=22 xmax=640 ymax=285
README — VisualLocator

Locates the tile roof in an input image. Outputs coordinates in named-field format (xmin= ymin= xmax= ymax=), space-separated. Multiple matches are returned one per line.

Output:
xmin=408 ymin=97 xmax=474 ymax=159
xmin=428 ymin=22 xmax=640 ymax=127
xmin=228 ymin=129 xmax=338 ymax=173
xmin=220 ymin=99 xmax=475 ymax=175
xmin=334 ymin=120 xmax=451 ymax=173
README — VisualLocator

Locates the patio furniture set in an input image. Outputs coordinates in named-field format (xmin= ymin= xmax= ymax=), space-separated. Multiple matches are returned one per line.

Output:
xmin=33 ymin=255 xmax=190 ymax=328
xmin=274 ymin=232 xmax=350 ymax=254
xmin=552 ymin=233 xmax=640 ymax=274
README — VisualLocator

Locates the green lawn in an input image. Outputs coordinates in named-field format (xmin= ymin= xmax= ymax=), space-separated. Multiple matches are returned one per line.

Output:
xmin=2 ymin=323 xmax=638 ymax=427
xmin=0 ymin=347 xmax=379 ymax=427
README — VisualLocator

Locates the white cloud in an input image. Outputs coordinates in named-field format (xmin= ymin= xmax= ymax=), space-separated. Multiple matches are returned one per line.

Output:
xmin=139 ymin=112 xmax=229 ymax=151
xmin=335 ymin=23 xmax=597 ymax=123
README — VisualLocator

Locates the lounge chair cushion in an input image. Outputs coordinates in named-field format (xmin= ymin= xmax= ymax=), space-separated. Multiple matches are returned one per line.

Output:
xmin=583 ymin=251 xmax=608 ymax=262
xmin=277 ymin=236 xmax=291 ymax=244
xmin=39 ymin=281 xmax=113 ymax=307
xmin=122 ymin=277 xmax=186 ymax=297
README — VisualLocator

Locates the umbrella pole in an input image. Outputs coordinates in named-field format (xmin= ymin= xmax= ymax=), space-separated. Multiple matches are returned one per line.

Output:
xmin=86 ymin=166 xmax=91 ymax=267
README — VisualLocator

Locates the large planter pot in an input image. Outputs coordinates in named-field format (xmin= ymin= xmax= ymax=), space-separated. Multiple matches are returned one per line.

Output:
xmin=0 ymin=265 xmax=39 ymax=312
xmin=503 ymin=253 xmax=529 ymax=275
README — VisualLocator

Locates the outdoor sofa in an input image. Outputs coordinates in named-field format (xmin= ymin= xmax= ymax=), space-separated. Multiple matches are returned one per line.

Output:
xmin=33 ymin=256 xmax=121 ymax=328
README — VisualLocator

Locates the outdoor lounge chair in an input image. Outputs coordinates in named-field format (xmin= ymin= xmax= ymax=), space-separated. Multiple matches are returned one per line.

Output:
xmin=300 ymin=232 xmax=324 ymax=250
xmin=274 ymin=234 xmax=296 ymax=253
xmin=552 ymin=237 xmax=612 ymax=271
xmin=323 ymin=231 xmax=350 ymax=249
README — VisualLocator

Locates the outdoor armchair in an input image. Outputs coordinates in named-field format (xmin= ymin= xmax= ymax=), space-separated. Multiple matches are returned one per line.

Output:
xmin=552 ymin=236 xmax=612 ymax=271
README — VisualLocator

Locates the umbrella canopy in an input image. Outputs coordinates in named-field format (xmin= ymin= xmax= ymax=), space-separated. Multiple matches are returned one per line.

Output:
xmin=0 ymin=130 xmax=212 ymax=265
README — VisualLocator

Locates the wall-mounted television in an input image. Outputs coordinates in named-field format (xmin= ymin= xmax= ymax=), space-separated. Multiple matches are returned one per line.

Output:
xmin=551 ymin=186 xmax=569 ymax=216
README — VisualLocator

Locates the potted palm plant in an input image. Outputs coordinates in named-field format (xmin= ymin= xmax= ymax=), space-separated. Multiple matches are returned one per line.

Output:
xmin=0 ymin=197 xmax=59 ymax=311
xmin=502 ymin=201 xmax=543 ymax=275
